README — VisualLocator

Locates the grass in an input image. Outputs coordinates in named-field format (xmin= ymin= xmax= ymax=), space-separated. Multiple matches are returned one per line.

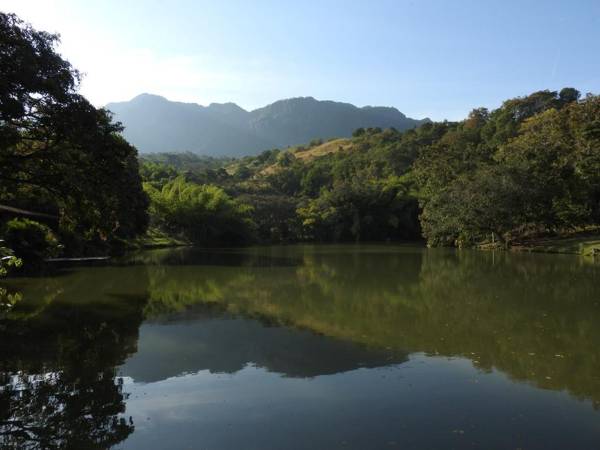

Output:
xmin=258 ymin=138 xmax=354 ymax=176
xmin=292 ymin=138 xmax=353 ymax=162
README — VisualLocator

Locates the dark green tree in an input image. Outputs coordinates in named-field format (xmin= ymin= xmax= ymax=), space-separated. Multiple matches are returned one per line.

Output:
xmin=0 ymin=12 xmax=149 ymax=255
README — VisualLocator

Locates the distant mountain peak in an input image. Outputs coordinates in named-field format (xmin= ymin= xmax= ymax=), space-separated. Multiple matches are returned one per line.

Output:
xmin=106 ymin=94 xmax=427 ymax=156
xmin=130 ymin=93 xmax=169 ymax=103
xmin=207 ymin=102 xmax=248 ymax=112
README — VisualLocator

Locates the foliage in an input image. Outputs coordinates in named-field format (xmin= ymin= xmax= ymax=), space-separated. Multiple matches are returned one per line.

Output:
xmin=0 ymin=12 xmax=149 ymax=263
xmin=139 ymin=160 xmax=179 ymax=187
xmin=298 ymin=178 xmax=420 ymax=241
xmin=2 ymin=218 xmax=60 ymax=266
xmin=419 ymin=166 xmax=532 ymax=246
xmin=141 ymin=152 xmax=234 ymax=170
xmin=238 ymin=194 xmax=302 ymax=242
xmin=145 ymin=90 xmax=599 ymax=248
xmin=414 ymin=89 xmax=600 ymax=246
xmin=144 ymin=177 xmax=255 ymax=245
xmin=0 ymin=242 xmax=22 ymax=277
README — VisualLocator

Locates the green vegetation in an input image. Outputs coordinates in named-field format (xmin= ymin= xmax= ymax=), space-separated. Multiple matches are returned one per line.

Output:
xmin=0 ymin=12 xmax=149 ymax=273
xmin=139 ymin=91 xmax=600 ymax=252
xmin=2 ymin=12 xmax=599 ymax=273
xmin=139 ymin=128 xmax=427 ymax=244
xmin=0 ymin=242 xmax=21 ymax=277
xmin=2 ymin=218 xmax=60 ymax=266
xmin=415 ymin=92 xmax=600 ymax=247
xmin=144 ymin=176 xmax=254 ymax=245
xmin=127 ymin=227 xmax=189 ymax=249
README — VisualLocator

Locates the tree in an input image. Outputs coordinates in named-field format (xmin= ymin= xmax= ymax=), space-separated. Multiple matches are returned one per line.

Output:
xmin=144 ymin=177 xmax=255 ymax=245
xmin=497 ymin=107 xmax=588 ymax=230
xmin=559 ymin=87 xmax=581 ymax=105
xmin=414 ymin=88 xmax=596 ymax=247
xmin=2 ymin=218 xmax=59 ymax=267
xmin=569 ymin=94 xmax=600 ymax=222
xmin=239 ymin=194 xmax=301 ymax=242
xmin=0 ymin=242 xmax=21 ymax=277
xmin=420 ymin=166 xmax=531 ymax=246
xmin=0 ymin=12 xmax=149 ymax=255
xmin=481 ymin=89 xmax=580 ymax=147
xmin=0 ymin=277 xmax=145 ymax=449
xmin=298 ymin=178 xmax=420 ymax=242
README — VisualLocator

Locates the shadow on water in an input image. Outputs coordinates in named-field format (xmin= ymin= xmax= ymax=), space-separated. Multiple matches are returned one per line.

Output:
xmin=0 ymin=244 xmax=599 ymax=448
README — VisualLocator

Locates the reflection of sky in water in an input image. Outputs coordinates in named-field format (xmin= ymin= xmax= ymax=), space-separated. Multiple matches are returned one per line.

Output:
xmin=119 ymin=354 xmax=600 ymax=450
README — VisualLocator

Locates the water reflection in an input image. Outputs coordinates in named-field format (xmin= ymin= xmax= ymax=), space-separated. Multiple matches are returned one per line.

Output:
xmin=0 ymin=276 xmax=145 ymax=449
xmin=121 ymin=305 xmax=406 ymax=382
xmin=139 ymin=246 xmax=600 ymax=403
xmin=0 ymin=245 xmax=599 ymax=449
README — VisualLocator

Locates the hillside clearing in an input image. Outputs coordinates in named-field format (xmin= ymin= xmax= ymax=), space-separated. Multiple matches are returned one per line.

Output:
xmin=259 ymin=138 xmax=353 ymax=176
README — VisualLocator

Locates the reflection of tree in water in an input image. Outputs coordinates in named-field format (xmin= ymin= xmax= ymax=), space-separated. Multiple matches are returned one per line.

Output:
xmin=123 ymin=303 xmax=407 ymax=382
xmin=0 ymin=371 xmax=132 ymax=450
xmin=143 ymin=247 xmax=600 ymax=405
xmin=1 ymin=245 xmax=600 ymax=448
xmin=0 ymin=269 xmax=147 ymax=449
xmin=412 ymin=251 xmax=600 ymax=406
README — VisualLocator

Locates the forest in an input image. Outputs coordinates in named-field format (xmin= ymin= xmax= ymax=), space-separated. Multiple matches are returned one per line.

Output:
xmin=1 ymin=11 xmax=599 ymax=274
xmin=140 ymin=88 xmax=600 ymax=250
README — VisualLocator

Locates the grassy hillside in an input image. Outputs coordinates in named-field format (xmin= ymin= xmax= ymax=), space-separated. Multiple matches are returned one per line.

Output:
xmin=292 ymin=138 xmax=353 ymax=161
xmin=257 ymin=138 xmax=353 ymax=176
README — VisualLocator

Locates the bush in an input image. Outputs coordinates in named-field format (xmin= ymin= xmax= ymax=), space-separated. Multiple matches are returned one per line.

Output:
xmin=144 ymin=177 xmax=256 ymax=245
xmin=0 ymin=242 xmax=22 ymax=277
xmin=2 ymin=218 xmax=61 ymax=266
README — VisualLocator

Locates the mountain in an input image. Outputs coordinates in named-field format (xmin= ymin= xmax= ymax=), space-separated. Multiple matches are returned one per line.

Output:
xmin=106 ymin=94 xmax=429 ymax=156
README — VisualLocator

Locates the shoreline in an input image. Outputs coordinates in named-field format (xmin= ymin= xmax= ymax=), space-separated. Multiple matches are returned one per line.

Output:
xmin=132 ymin=233 xmax=600 ymax=257
xmin=479 ymin=233 xmax=600 ymax=257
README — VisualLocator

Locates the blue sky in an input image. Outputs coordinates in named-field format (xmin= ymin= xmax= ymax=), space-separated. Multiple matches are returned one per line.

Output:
xmin=5 ymin=0 xmax=600 ymax=120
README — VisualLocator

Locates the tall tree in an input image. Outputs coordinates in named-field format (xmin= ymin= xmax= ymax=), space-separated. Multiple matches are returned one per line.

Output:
xmin=0 ymin=12 xmax=148 ymax=253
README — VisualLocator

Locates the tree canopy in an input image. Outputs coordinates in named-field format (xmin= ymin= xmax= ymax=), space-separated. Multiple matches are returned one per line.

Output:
xmin=0 ymin=12 xmax=149 ymax=269
xmin=142 ymin=88 xmax=599 ymax=249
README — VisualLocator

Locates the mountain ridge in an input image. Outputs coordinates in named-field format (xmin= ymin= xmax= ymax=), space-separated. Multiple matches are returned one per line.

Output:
xmin=106 ymin=94 xmax=429 ymax=156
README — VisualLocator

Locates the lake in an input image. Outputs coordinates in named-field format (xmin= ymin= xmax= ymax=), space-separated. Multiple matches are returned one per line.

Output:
xmin=1 ymin=244 xmax=599 ymax=449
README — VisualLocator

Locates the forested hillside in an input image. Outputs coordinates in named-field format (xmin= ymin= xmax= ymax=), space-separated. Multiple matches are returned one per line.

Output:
xmin=140 ymin=88 xmax=600 ymax=250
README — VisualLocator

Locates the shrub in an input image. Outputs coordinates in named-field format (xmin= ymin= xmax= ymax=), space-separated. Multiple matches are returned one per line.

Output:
xmin=2 ymin=218 xmax=61 ymax=266
xmin=0 ymin=242 xmax=22 ymax=277
xmin=144 ymin=177 xmax=255 ymax=245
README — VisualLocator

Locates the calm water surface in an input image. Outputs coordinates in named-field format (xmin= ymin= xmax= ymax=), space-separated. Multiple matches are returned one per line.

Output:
xmin=1 ymin=245 xmax=599 ymax=449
